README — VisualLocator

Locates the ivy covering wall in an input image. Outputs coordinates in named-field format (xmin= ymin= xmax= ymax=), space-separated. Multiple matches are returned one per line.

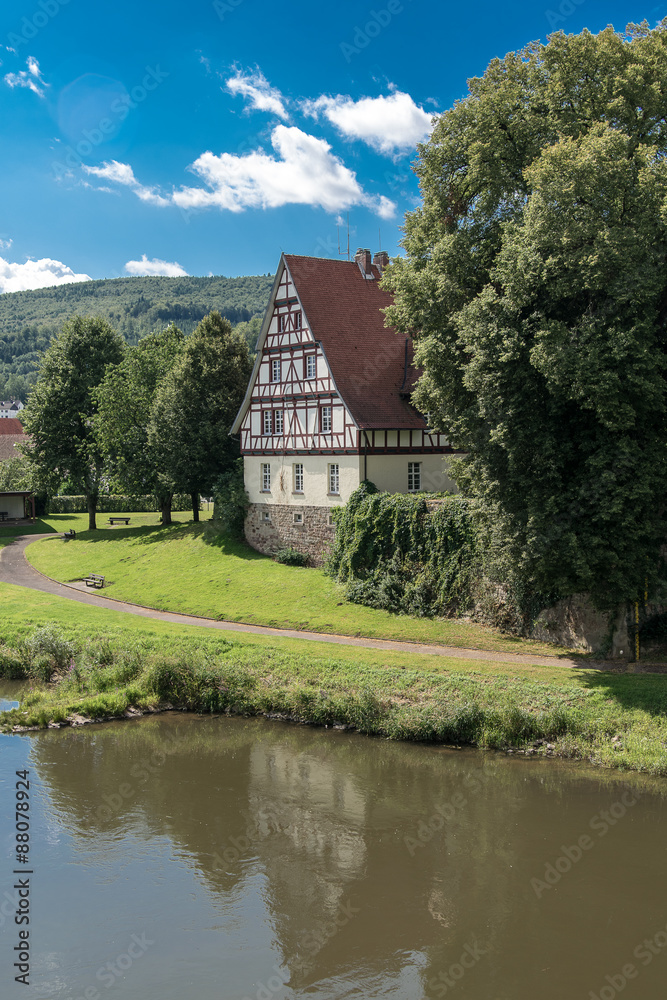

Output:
xmin=327 ymin=482 xmax=477 ymax=618
xmin=327 ymin=482 xmax=560 ymax=633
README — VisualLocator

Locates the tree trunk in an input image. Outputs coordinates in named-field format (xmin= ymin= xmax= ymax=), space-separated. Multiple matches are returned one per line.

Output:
xmin=87 ymin=494 xmax=98 ymax=531
xmin=191 ymin=492 xmax=200 ymax=523
xmin=158 ymin=493 xmax=173 ymax=526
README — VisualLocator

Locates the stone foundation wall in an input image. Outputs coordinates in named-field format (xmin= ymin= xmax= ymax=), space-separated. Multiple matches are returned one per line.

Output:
xmin=529 ymin=596 xmax=630 ymax=657
xmin=245 ymin=504 xmax=336 ymax=565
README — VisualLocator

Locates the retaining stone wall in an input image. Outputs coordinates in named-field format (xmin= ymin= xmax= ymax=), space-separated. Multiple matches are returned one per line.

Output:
xmin=245 ymin=503 xmax=335 ymax=565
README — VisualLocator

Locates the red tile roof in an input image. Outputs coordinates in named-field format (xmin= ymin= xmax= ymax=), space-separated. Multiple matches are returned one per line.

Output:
xmin=0 ymin=436 xmax=27 ymax=461
xmin=0 ymin=421 xmax=29 ymax=462
xmin=0 ymin=419 xmax=24 ymax=435
xmin=284 ymin=255 xmax=425 ymax=429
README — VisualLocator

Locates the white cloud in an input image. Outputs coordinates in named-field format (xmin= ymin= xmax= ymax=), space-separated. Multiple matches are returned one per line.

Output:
xmin=225 ymin=68 xmax=288 ymax=119
xmin=0 ymin=238 xmax=12 ymax=251
xmin=79 ymin=130 xmax=397 ymax=220
xmin=4 ymin=56 xmax=47 ymax=97
xmin=82 ymin=161 xmax=170 ymax=206
xmin=173 ymin=124 xmax=395 ymax=218
xmin=124 ymin=255 xmax=188 ymax=277
xmin=0 ymin=257 xmax=91 ymax=294
xmin=302 ymin=90 xmax=434 ymax=156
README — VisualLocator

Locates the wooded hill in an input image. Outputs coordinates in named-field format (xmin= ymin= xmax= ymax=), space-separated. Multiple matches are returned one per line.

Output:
xmin=0 ymin=274 xmax=273 ymax=400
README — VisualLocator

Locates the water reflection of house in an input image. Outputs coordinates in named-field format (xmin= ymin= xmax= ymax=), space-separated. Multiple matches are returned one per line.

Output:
xmin=29 ymin=719 xmax=527 ymax=992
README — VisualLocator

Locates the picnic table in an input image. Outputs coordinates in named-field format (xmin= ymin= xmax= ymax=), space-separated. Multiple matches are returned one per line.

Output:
xmin=108 ymin=517 xmax=130 ymax=525
xmin=83 ymin=574 xmax=105 ymax=589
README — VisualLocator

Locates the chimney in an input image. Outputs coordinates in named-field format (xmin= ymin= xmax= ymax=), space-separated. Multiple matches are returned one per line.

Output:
xmin=355 ymin=247 xmax=373 ymax=277
xmin=373 ymin=251 xmax=389 ymax=274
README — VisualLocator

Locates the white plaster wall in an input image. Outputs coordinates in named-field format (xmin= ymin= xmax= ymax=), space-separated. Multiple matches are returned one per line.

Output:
xmin=245 ymin=455 xmax=362 ymax=507
xmin=365 ymin=454 xmax=458 ymax=495
xmin=0 ymin=495 xmax=26 ymax=518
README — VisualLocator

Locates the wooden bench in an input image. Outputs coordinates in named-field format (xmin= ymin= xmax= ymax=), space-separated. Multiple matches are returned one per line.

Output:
xmin=108 ymin=517 xmax=130 ymax=525
xmin=63 ymin=529 xmax=76 ymax=541
xmin=83 ymin=574 xmax=105 ymax=589
xmin=0 ymin=512 xmax=8 ymax=522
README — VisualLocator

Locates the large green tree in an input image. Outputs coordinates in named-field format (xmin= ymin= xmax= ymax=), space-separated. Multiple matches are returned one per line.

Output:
xmin=21 ymin=316 xmax=125 ymax=529
xmin=148 ymin=312 xmax=252 ymax=519
xmin=93 ymin=325 xmax=185 ymax=525
xmin=384 ymin=22 xmax=667 ymax=608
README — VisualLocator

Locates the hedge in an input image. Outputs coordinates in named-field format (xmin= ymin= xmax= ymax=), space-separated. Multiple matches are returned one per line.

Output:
xmin=47 ymin=494 xmax=194 ymax=514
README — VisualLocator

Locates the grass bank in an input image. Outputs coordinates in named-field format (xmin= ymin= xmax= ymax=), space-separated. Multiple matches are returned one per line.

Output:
xmin=18 ymin=517 xmax=569 ymax=657
xmin=1 ymin=584 xmax=667 ymax=776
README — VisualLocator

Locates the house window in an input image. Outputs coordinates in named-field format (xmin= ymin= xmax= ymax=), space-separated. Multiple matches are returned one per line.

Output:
xmin=320 ymin=405 xmax=332 ymax=433
xmin=305 ymin=354 xmax=317 ymax=379
xmin=329 ymin=463 xmax=340 ymax=495
xmin=293 ymin=512 xmax=303 ymax=524
xmin=293 ymin=310 xmax=302 ymax=329
xmin=328 ymin=513 xmax=336 ymax=527
xmin=262 ymin=511 xmax=271 ymax=522
xmin=293 ymin=463 xmax=304 ymax=493
xmin=408 ymin=462 xmax=421 ymax=491
xmin=271 ymin=359 xmax=281 ymax=382
xmin=274 ymin=409 xmax=283 ymax=434
xmin=277 ymin=314 xmax=287 ymax=333
xmin=261 ymin=463 xmax=271 ymax=492
xmin=262 ymin=410 xmax=272 ymax=435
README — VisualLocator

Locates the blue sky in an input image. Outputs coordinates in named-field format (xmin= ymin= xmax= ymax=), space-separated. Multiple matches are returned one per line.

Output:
xmin=0 ymin=0 xmax=662 ymax=290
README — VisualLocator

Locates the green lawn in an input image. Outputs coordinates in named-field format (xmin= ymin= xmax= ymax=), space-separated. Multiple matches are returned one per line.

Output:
xmin=0 ymin=579 xmax=563 ymax=679
xmin=19 ymin=516 xmax=572 ymax=657
xmin=1 ymin=579 xmax=667 ymax=777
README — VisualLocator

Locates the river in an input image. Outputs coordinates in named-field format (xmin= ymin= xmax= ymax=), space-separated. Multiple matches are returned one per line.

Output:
xmin=1 ymin=701 xmax=666 ymax=999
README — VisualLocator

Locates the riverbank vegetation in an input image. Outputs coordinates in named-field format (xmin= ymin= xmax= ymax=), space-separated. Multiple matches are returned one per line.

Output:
xmin=1 ymin=591 xmax=667 ymax=776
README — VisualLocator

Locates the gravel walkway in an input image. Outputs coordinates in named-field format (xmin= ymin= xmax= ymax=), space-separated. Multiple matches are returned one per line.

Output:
xmin=0 ymin=533 xmax=590 ymax=668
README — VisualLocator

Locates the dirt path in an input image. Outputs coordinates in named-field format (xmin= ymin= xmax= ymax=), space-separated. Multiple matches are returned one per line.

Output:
xmin=0 ymin=533 xmax=592 ymax=669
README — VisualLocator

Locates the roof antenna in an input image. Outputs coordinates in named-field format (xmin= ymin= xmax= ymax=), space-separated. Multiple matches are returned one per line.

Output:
xmin=337 ymin=213 xmax=350 ymax=261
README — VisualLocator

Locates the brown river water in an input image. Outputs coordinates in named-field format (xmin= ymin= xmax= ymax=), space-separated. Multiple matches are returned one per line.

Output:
xmin=1 ymin=691 xmax=667 ymax=999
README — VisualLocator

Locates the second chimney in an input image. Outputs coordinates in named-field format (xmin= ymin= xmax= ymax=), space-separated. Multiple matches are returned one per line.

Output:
xmin=373 ymin=251 xmax=389 ymax=274
xmin=355 ymin=247 xmax=373 ymax=276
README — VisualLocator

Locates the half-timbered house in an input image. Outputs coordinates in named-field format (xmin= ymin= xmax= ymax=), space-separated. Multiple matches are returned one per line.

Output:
xmin=231 ymin=249 xmax=459 ymax=562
